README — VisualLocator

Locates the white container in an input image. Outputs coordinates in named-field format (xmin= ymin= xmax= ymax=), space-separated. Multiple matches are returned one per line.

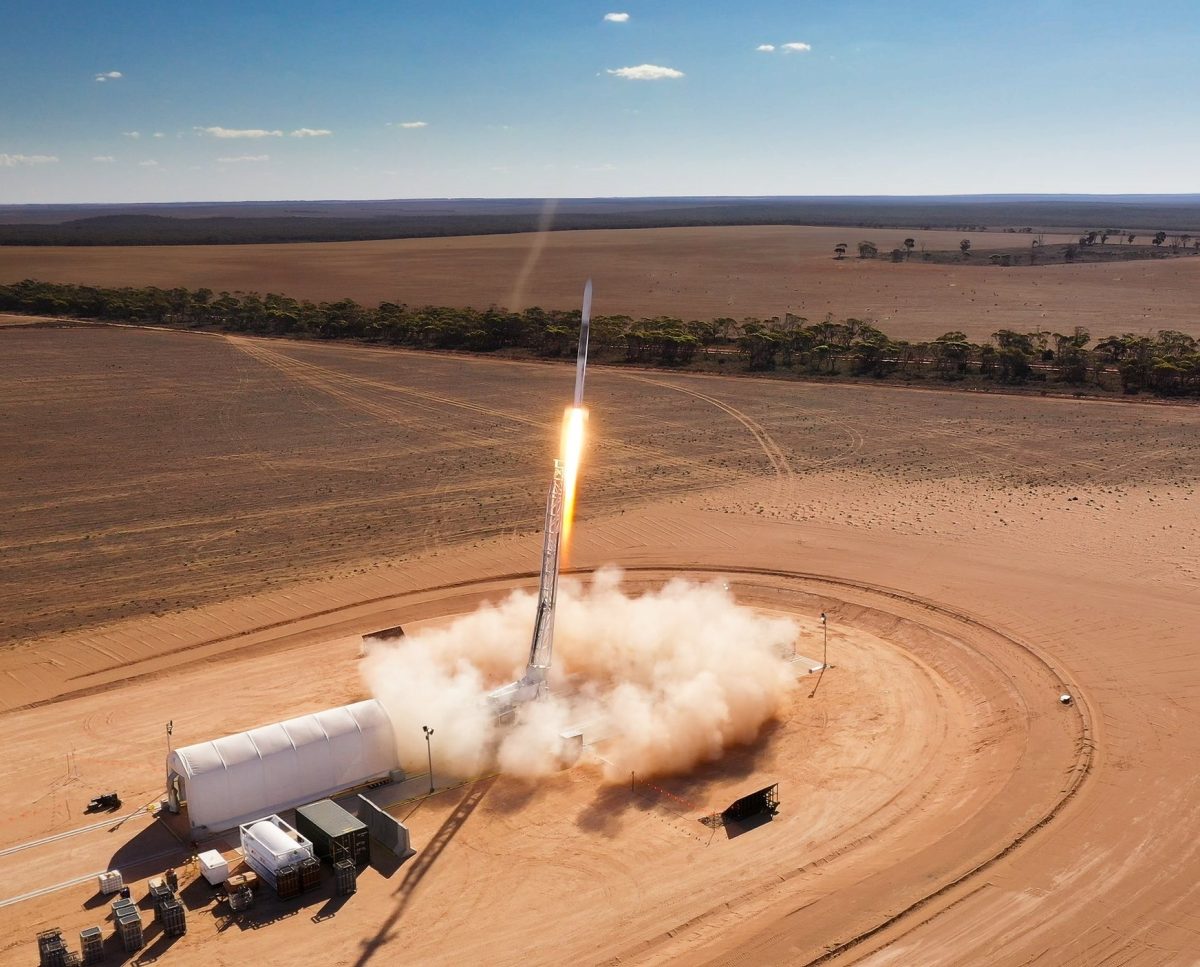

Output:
xmin=198 ymin=849 xmax=229 ymax=886
xmin=97 ymin=870 xmax=123 ymax=894
xmin=239 ymin=815 xmax=312 ymax=889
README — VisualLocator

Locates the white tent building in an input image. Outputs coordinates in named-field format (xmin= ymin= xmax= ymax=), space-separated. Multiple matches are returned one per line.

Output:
xmin=166 ymin=699 xmax=398 ymax=834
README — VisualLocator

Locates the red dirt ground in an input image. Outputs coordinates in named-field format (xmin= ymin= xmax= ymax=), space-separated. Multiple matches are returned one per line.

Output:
xmin=4 ymin=225 xmax=1198 ymax=342
xmin=1 ymin=324 xmax=1197 ymax=965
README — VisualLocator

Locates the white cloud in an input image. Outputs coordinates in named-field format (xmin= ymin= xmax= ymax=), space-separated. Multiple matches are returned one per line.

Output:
xmin=216 ymin=154 xmax=270 ymax=163
xmin=0 ymin=153 xmax=59 ymax=167
xmin=603 ymin=12 xmax=629 ymax=22
xmin=392 ymin=121 xmax=428 ymax=129
xmin=782 ymin=42 xmax=812 ymax=52
xmin=756 ymin=44 xmax=775 ymax=52
xmin=94 ymin=71 xmax=122 ymax=82
xmin=123 ymin=131 xmax=141 ymax=139
xmin=92 ymin=155 xmax=116 ymax=163
xmin=606 ymin=64 xmax=684 ymax=80
xmin=289 ymin=128 xmax=332 ymax=138
xmin=195 ymin=126 xmax=283 ymax=138
xmin=137 ymin=160 xmax=159 ymax=167
xmin=152 ymin=132 xmax=165 ymax=139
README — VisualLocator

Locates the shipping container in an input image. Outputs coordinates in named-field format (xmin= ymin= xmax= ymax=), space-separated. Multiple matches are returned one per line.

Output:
xmin=295 ymin=799 xmax=369 ymax=866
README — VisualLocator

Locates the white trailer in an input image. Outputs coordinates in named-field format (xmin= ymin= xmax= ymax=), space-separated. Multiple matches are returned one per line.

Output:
xmin=238 ymin=815 xmax=313 ymax=889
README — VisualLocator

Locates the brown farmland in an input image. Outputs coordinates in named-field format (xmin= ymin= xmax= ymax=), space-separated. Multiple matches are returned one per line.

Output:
xmin=3 ymin=225 xmax=1198 ymax=342
xmin=1 ymin=324 xmax=1199 ymax=966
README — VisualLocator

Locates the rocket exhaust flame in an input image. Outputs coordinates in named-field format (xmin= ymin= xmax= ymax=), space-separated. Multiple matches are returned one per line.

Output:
xmin=562 ymin=277 xmax=591 ymax=558
xmin=560 ymin=405 xmax=587 ymax=558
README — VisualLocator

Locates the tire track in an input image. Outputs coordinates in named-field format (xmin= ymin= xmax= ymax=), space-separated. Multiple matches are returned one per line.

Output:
xmin=614 ymin=372 xmax=794 ymax=481
xmin=234 ymin=338 xmax=740 ymax=487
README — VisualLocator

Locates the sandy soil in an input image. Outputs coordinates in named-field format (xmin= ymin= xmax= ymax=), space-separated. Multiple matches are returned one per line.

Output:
xmin=4 ymin=225 xmax=1198 ymax=342
xmin=1 ymin=326 xmax=1199 ymax=965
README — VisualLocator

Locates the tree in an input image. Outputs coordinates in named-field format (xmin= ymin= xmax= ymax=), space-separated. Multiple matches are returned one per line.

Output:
xmin=959 ymin=239 xmax=971 ymax=257
xmin=1127 ymin=233 xmax=1137 ymax=245
xmin=996 ymin=348 xmax=1032 ymax=383
xmin=857 ymin=241 xmax=878 ymax=259
xmin=738 ymin=325 xmax=780 ymax=370
xmin=1052 ymin=327 xmax=1091 ymax=383
xmin=903 ymin=238 xmax=915 ymax=260
xmin=1153 ymin=231 xmax=1167 ymax=247
xmin=834 ymin=243 xmax=847 ymax=260
xmin=932 ymin=331 xmax=971 ymax=376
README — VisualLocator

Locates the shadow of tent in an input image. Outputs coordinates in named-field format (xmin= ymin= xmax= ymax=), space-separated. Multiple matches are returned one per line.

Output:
xmin=105 ymin=818 xmax=190 ymax=885
xmin=178 ymin=874 xmax=221 ymax=912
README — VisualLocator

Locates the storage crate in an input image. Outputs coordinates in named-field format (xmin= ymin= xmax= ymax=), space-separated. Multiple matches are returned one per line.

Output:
xmin=275 ymin=862 xmax=300 ymax=900
xmin=229 ymin=886 xmax=255 ymax=912
xmin=116 ymin=912 xmax=143 ymax=953
xmin=299 ymin=856 xmax=321 ymax=892
xmin=96 ymin=870 xmax=123 ymax=895
xmin=227 ymin=870 xmax=259 ymax=893
xmin=334 ymin=859 xmax=357 ymax=896
xmin=79 ymin=926 xmax=103 ymax=966
xmin=37 ymin=928 xmax=67 ymax=967
xmin=161 ymin=897 xmax=187 ymax=937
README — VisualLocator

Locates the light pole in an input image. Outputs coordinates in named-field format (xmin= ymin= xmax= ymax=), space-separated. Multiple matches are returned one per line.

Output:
xmin=422 ymin=726 xmax=435 ymax=795
xmin=820 ymin=613 xmax=828 ymax=669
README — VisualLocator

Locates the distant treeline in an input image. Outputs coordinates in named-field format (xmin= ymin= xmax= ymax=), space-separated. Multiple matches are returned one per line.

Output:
xmin=2 ymin=195 xmax=1200 ymax=245
xmin=3 ymin=279 xmax=1197 ymax=398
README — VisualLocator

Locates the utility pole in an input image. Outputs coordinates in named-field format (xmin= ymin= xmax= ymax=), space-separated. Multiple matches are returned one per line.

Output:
xmin=820 ymin=613 xmax=828 ymax=668
xmin=423 ymin=726 xmax=435 ymax=795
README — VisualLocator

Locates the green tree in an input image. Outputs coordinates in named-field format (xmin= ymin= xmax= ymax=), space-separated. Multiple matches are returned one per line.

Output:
xmin=857 ymin=241 xmax=878 ymax=259
xmin=959 ymin=238 xmax=971 ymax=257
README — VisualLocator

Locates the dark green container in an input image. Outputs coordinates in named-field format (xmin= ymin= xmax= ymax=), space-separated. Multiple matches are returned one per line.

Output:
xmin=295 ymin=799 xmax=369 ymax=866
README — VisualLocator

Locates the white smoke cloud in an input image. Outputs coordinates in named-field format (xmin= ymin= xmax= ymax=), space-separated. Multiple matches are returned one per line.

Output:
xmin=363 ymin=568 xmax=798 ymax=783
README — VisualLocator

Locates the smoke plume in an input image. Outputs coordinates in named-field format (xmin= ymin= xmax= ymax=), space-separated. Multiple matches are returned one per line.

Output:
xmin=363 ymin=567 xmax=798 ymax=782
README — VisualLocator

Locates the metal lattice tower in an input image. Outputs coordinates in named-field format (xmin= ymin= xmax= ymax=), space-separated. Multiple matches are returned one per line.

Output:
xmin=526 ymin=459 xmax=565 ymax=678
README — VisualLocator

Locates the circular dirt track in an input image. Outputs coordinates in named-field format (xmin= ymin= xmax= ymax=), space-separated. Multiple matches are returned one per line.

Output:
xmin=0 ymin=564 xmax=1093 ymax=967
xmin=350 ymin=564 xmax=1093 ymax=966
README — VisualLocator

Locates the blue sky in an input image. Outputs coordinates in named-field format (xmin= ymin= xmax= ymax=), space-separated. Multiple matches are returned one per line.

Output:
xmin=1 ymin=1 xmax=1195 ymax=203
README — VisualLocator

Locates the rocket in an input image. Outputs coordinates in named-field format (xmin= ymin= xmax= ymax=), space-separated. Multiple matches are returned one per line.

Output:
xmin=487 ymin=280 xmax=592 ymax=717
xmin=574 ymin=278 xmax=592 ymax=406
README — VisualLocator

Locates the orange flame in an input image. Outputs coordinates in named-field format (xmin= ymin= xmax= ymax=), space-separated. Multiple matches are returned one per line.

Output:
xmin=560 ymin=405 xmax=588 ymax=560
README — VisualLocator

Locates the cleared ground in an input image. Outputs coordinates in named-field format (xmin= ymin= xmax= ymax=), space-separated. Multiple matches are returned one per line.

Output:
xmin=4 ymin=225 xmax=1198 ymax=342
xmin=1 ymin=326 xmax=1199 ymax=965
